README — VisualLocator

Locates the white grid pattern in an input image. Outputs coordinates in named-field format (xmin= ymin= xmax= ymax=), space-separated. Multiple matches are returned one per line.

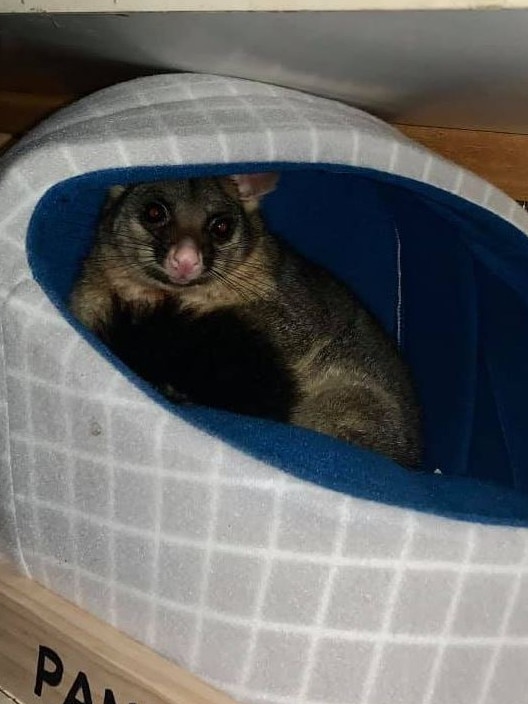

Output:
xmin=359 ymin=513 xmax=417 ymax=704
xmin=12 ymin=490 xmax=528 ymax=580
xmin=295 ymin=496 xmax=349 ymax=700
xmin=236 ymin=473 xmax=288 ymax=693
xmin=106 ymin=375 xmax=118 ymax=627
xmin=1 ymin=72 xmax=528 ymax=704
xmin=145 ymin=413 xmax=169 ymax=649
xmin=189 ymin=439 xmax=223 ymax=668
xmin=60 ymin=333 xmax=83 ymax=604
xmin=421 ymin=525 xmax=477 ymax=704
xmin=20 ymin=296 xmax=49 ymax=586
xmin=223 ymin=78 xmax=278 ymax=163
xmin=476 ymin=534 xmax=528 ymax=704
xmin=0 ymin=296 xmax=29 ymax=574
xmin=19 ymin=544 xmax=528 ymax=648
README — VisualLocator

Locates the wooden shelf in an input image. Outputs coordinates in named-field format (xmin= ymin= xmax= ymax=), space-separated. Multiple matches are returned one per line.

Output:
xmin=0 ymin=562 xmax=237 ymax=704
xmin=0 ymin=134 xmax=13 ymax=152
xmin=0 ymin=689 xmax=19 ymax=704
xmin=397 ymin=124 xmax=528 ymax=201
xmin=0 ymin=92 xmax=75 ymax=135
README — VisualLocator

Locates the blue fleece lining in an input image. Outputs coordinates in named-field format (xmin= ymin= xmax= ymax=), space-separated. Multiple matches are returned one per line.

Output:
xmin=26 ymin=162 xmax=528 ymax=526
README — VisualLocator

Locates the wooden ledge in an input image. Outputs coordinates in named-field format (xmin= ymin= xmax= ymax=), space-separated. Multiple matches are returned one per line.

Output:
xmin=0 ymin=562 xmax=236 ymax=704
xmin=0 ymin=688 xmax=19 ymax=704
xmin=0 ymin=134 xmax=13 ymax=153
xmin=397 ymin=124 xmax=528 ymax=202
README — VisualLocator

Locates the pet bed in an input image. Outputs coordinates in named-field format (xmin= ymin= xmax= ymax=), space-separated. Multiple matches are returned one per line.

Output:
xmin=1 ymin=73 xmax=528 ymax=704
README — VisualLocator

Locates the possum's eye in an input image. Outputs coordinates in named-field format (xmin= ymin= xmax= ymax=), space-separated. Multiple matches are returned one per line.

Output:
xmin=142 ymin=200 xmax=171 ymax=227
xmin=208 ymin=215 xmax=234 ymax=241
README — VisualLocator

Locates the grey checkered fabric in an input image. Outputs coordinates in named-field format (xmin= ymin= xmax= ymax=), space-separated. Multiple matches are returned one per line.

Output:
xmin=1 ymin=73 xmax=528 ymax=704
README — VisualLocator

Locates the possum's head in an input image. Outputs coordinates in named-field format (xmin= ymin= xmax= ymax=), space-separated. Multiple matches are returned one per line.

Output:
xmin=99 ymin=173 xmax=278 ymax=290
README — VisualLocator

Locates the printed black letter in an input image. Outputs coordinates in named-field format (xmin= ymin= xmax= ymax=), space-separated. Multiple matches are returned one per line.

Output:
xmin=63 ymin=672 xmax=93 ymax=704
xmin=34 ymin=645 xmax=64 ymax=696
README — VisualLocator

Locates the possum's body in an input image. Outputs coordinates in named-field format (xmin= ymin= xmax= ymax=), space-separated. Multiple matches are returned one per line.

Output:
xmin=70 ymin=174 xmax=422 ymax=467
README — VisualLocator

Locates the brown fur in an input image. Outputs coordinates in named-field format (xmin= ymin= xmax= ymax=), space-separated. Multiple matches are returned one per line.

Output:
xmin=70 ymin=174 xmax=422 ymax=467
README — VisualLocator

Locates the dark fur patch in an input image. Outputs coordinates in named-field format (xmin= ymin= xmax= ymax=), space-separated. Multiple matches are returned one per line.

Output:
xmin=101 ymin=298 xmax=299 ymax=422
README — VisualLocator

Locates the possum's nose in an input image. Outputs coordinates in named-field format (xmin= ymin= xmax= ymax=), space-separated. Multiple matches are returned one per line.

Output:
xmin=164 ymin=239 xmax=204 ymax=284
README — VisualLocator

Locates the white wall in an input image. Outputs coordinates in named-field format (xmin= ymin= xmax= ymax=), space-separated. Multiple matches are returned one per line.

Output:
xmin=2 ymin=0 xmax=528 ymax=9
xmin=3 ymin=10 xmax=528 ymax=131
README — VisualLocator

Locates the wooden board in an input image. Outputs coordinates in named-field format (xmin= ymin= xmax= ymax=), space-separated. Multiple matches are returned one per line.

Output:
xmin=0 ymin=134 xmax=13 ymax=152
xmin=0 ymin=562 xmax=237 ymax=704
xmin=0 ymin=92 xmax=77 ymax=135
xmin=398 ymin=124 xmax=528 ymax=202
xmin=0 ymin=689 xmax=18 ymax=704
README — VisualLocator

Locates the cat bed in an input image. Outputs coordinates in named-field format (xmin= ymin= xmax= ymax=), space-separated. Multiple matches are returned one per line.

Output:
xmin=2 ymin=73 xmax=528 ymax=704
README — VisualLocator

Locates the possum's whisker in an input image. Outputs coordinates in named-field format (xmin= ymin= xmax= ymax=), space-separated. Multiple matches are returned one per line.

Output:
xmin=230 ymin=280 xmax=274 ymax=301
xmin=225 ymin=263 xmax=275 ymax=293
xmin=219 ymin=249 xmax=272 ymax=269
xmin=214 ymin=267 xmax=274 ymax=302
xmin=228 ymin=273 xmax=274 ymax=299
xmin=85 ymin=254 xmax=157 ymax=268
xmin=209 ymin=268 xmax=255 ymax=304
xmin=216 ymin=233 xmax=266 ymax=250
xmin=60 ymin=232 xmax=154 ymax=249
xmin=87 ymin=257 xmax=160 ymax=278
xmin=209 ymin=271 xmax=247 ymax=303
xmin=211 ymin=269 xmax=256 ymax=304
xmin=229 ymin=260 xmax=274 ymax=277
xmin=86 ymin=247 xmax=156 ymax=258
xmin=88 ymin=243 xmax=161 ymax=258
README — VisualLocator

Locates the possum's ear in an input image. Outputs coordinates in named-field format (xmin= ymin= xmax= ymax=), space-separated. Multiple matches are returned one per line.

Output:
xmin=108 ymin=185 xmax=126 ymax=202
xmin=100 ymin=185 xmax=126 ymax=217
xmin=97 ymin=185 xmax=127 ymax=228
xmin=227 ymin=173 xmax=279 ymax=205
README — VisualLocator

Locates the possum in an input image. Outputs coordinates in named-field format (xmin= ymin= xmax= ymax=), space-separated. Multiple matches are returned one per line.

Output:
xmin=70 ymin=173 xmax=422 ymax=468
